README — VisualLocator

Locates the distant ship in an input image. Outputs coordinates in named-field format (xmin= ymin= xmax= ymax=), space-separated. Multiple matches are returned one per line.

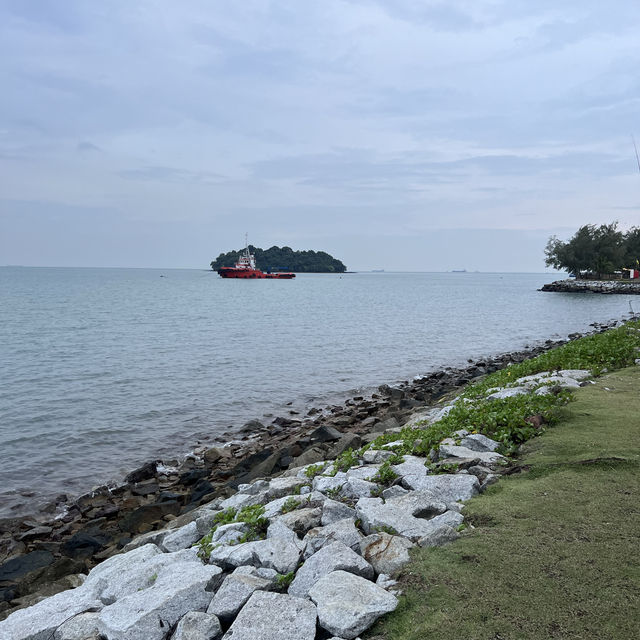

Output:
xmin=451 ymin=269 xmax=467 ymax=273
xmin=217 ymin=238 xmax=295 ymax=279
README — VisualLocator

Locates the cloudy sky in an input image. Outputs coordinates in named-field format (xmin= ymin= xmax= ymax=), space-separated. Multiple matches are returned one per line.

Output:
xmin=1 ymin=0 xmax=639 ymax=271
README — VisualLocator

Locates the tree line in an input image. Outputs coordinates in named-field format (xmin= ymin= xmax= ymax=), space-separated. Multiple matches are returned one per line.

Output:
xmin=210 ymin=245 xmax=347 ymax=273
xmin=545 ymin=222 xmax=640 ymax=278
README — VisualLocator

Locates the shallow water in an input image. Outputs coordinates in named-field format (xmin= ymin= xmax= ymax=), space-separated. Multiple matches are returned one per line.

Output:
xmin=0 ymin=268 xmax=632 ymax=517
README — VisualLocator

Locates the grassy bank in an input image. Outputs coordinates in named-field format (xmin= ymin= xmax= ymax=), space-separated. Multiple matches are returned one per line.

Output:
xmin=368 ymin=366 xmax=640 ymax=639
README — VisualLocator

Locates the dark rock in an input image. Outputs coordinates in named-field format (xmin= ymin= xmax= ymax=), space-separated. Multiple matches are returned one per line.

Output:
xmin=204 ymin=446 xmax=230 ymax=465
xmin=309 ymin=425 xmax=343 ymax=443
xmin=240 ymin=419 xmax=266 ymax=433
xmin=17 ymin=526 xmax=53 ymax=542
xmin=0 ymin=586 xmax=16 ymax=603
xmin=229 ymin=449 xmax=281 ymax=488
xmin=292 ymin=446 xmax=329 ymax=467
xmin=332 ymin=416 xmax=354 ymax=428
xmin=118 ymin=501 xmax=181 ymax=534
xmin=189 ymin=479 xmax=215 ymax=504
xmin=179 ymin=469 xmax=207 ymax=486
xmin=399 ymin=398 xmax=421 ymax=410
xmin=93 ymin=504 xmax=120 ymax=519
xmin=156 ymin=491 xmax=185 ymax=503
xmin=15 ymin=557 xmax=85 ymax=595
xmin=61 ymin=531 xmax=110 ymax=560
xmin=0 ymin=550 xmax=54 ymax=583
xmin=124 ymin=460 xmax=159 ymax=484
xmin=372 ymin=417 xmax=400 ymax=433
xmin=326 ymin=433 xmax=362 ymax=458
xmin=131 ymin=482 xmax=159 ymax=496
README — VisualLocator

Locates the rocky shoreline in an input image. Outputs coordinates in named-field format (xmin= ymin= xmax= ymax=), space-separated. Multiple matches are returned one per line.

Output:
xmin=0 ymin=318 xmax=623 ymax=624
xmin=540 ymin=278 xmax=640 ymax=294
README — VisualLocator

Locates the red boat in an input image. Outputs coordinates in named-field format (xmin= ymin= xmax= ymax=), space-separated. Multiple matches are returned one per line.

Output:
xmin=217 ymin=240 xmax=295 ymax=279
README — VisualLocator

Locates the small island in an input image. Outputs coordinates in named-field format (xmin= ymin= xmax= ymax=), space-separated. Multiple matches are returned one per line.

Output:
xmin=542 ymin=222 xmax=640 ymax=294
xmin=211 ymin=245 xmax=347 ymax=273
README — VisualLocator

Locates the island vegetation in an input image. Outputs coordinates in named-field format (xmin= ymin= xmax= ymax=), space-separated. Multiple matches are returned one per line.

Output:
xmin=545 ymin=222 xmax=640 ymax=278
xmin=210 ymin=245 xmax=347 ymax=273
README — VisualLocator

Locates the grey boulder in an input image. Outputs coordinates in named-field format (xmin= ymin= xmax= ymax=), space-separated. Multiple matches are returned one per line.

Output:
xmin=96 ymin=556 xmax=223 ymax=640
xmin=460 ymin=433 xmax=500 ymax=452
xmin=438 ymin=445 xmax=505 ymax=466
xmin=416 ymin=512 xmax=463 ymax=547
xmin=360 ymin=532 xmax=413 ymax=576
xmin=288 ymin=541 xmax=374 ymax=599
xmin=53 ymin=612 xmax=100 ymax=640
xmin=303 ymin=518 xmax=363 ymax=558
xmin=355 ymin=491 xmax=447 ymax=541
xmin=171 ymin=611 xmax=222 ymax=640
xmin=321 ymin=498 xmax=356 ymax=525
xmin=222 ymin=591 xmax=316 ymax=640
xmin=401 ymin=473 xmax=480 ymax=502
xmin=309 ymin=570 xmax=398 ymax=640
xmin=162 ymin=521 xmax=201 ymax=552
xmin=207 ymin=571 xmax=274 ymax=622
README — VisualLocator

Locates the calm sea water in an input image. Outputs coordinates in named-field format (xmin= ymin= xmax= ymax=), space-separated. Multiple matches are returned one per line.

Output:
xmin=0 ymin=267 xmax=633 ymax=517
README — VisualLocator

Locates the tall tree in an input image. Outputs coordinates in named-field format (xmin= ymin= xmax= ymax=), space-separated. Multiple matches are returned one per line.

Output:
xmin=544 ymin=222 xmax=629 ymax=278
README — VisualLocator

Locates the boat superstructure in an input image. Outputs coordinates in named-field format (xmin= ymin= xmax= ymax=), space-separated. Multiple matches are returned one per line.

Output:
xmin=217 ymin=237 xmax=295 ymax=279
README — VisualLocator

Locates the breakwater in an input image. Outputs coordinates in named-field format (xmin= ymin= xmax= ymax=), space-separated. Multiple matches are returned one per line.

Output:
xmin=541 ymin=279 xmax=640 ymax=294
xmin=0 ymin=318 xmax=626 ymax=626
xmin=5 ymin=326 xmax=633 ymax=639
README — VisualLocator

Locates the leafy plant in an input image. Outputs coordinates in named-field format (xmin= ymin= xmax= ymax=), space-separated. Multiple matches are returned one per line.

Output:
xmin=275 ymin=571 xmax=295 ymax=589
xmin=374 ymin=524 xmax=399 ymax=535
xmin=329 ymin=448 xmax=360 ymax=475
xmin=281 ymin=497 xmax=302 ymax=514
xmin=435 ymin=462 xmax=460 ymax=474
xmin=325 ymin=485 xmax=345 ymax=499
xmin=387 ymin=452 xmax=405 ymax=465
xmin=196 ymin=504 xmax=268 ymax=558
xmin=304 ymin=464 xmax=324 ymax=479
xmin=371 ymin=461 xmax=399 ymax=487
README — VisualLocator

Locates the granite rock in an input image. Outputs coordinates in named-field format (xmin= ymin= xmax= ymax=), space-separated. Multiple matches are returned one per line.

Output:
xmin=288 ymin=541 xmax=373 ymax=599
xmin=309 ymin=570 xmax=398 ymax=639
xmin=222 ymin=591 xmax=316 ymax=640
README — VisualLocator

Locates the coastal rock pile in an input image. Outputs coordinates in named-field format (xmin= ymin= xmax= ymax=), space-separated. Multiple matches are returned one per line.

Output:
xmin=0 ymin=368 xmax=593 ymax=640
xmin=540 ymin=279 xmax=640 ymax=294
xmin=4 ymin=337 xmax=586 ymax=620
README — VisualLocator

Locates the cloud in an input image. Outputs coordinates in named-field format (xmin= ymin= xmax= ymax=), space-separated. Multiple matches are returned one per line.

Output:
xmin=116 ymin=166 xmax=227 ymax=185
xmin=1 ymin=1 xmax=639 ymax=269
xmin=77 ymin=141 xmax=101 ymax=153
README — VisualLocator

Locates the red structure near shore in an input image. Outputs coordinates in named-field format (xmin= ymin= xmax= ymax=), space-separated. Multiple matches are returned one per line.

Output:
xmin=217 ymin=240 xmax=295 ymax=279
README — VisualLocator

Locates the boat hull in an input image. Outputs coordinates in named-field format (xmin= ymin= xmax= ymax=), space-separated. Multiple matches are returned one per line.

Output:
xmin=218 ymin=267 xmax=295 ymax=279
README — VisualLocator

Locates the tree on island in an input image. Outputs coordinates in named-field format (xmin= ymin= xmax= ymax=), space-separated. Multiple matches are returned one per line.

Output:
xmin=545 ymin=222 xmax=639 ymax=278
xmin=210 ymin=245 xmax=347 ymax=273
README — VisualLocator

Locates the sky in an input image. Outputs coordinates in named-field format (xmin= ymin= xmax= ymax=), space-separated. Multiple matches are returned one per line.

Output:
xmin=1 ymin=0 xmax=639 ymax=272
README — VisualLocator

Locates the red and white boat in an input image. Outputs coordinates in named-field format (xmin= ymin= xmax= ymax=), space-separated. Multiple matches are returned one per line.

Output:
xmin=217 ymin=240 xmax=295 ymax=279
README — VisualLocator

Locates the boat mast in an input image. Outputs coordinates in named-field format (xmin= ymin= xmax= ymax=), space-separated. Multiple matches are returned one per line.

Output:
xmin=633 ymin=135 xmax=640 ymax=175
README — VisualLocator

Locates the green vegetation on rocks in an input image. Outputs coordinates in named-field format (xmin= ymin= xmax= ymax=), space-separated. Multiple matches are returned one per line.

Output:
xmin=369 ymin=366 xmax=640 ymax=639
xmin=210 ymin=245 xmax=347 ymax=273
xmin=367 ymin=320 xmax=640 ymax=458
xmin=196 ymin=505 xmax=268 ymax=559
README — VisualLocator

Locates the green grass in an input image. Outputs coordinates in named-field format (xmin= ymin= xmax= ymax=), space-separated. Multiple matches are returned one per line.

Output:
xmin=368 ymin=366 xmax=640 ymax=640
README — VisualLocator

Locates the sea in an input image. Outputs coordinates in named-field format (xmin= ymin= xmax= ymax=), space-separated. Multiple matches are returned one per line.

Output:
xmin=0 ymin=267 xmax=634 ymax=519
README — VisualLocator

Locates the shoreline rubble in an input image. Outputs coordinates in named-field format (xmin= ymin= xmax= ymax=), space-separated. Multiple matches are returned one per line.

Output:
xmin=0 ymin=359 xmax=598 ymax=639
xmin=540 ymin=278 xmax=640 ymax=294
xmin=0 ymin=317 xmax=628 ymax=629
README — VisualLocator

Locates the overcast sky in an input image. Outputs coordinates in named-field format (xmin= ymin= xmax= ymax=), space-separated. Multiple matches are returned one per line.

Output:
xmin=1 ymin=1 xmax=639 ymax=271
